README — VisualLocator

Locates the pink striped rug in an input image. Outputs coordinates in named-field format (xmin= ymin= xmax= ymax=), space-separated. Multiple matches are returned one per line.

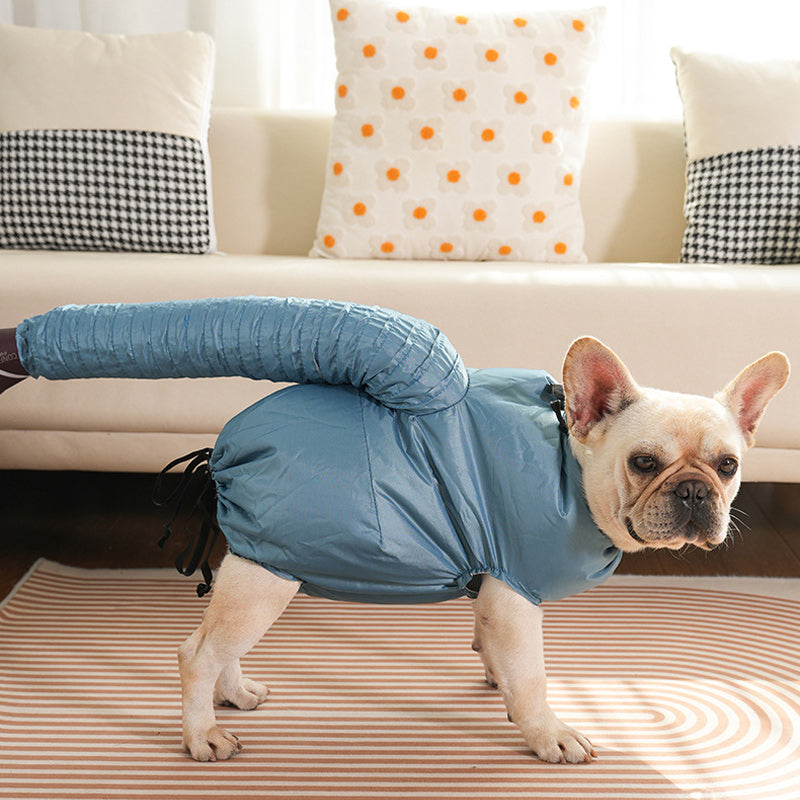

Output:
xmin=0 ymin=561 xmax=798 ymax=800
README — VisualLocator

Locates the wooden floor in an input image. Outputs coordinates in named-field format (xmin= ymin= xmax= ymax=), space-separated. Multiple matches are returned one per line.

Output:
xmin=2 ymin=470 xmax=800 ymax=601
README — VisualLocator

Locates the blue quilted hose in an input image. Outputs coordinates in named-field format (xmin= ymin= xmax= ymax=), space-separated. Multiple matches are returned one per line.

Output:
xmin=17 ymin=296 xmax=469 ymax=414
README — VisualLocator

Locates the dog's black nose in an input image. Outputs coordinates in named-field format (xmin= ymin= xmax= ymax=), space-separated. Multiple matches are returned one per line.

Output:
xmin=674 ymin=480 xmax=708 ymax=506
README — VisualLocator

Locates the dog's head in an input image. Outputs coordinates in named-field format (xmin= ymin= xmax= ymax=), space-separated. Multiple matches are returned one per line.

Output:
xmin=562 ymin=338 xmax=790 ymax=552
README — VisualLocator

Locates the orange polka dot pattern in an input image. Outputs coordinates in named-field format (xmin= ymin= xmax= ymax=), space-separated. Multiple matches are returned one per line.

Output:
xmin=312 ymin=2 xmax=603 ymax=262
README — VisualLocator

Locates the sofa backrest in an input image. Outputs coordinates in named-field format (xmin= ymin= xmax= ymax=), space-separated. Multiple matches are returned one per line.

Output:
xmin=208 ymin=108 xmax=687 ymax=263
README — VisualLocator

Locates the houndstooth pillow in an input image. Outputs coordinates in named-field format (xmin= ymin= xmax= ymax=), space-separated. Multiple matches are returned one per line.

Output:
xmin=683 ymin=147 xmax=800 ymax=264
xmin=672 ymin=48 xmax=800 ymax=265
xmin=0 ymin=24 xmax=216 ymax=254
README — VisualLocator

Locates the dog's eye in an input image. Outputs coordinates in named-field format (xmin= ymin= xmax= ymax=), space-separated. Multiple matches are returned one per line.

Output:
xmin=718 ymin=457 xmax=738 ymax=478
xmin=630 ymin=455 xmax=658 ymax=474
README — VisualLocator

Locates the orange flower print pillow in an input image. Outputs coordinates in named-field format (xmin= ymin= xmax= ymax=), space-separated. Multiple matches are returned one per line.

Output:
xmin=311 ymin=2 xmax=604 ymax=262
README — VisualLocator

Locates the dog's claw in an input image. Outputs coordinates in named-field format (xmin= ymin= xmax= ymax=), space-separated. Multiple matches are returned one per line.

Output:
xmin=186 ymin=726 xmax=243 ymax=762
xmin=214 ymin=678 xmax=270 ymax=710
xmin=521 ymin=717 xmax=595 ymax=764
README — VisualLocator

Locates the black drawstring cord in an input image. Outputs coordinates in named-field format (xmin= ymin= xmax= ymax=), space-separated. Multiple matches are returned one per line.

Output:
xmin=152 ymin=447 xmax=220 ymax=598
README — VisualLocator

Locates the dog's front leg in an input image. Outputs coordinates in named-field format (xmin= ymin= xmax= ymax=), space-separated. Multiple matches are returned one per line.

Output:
xmin=472 ymin=575 xmax=596 ymax=763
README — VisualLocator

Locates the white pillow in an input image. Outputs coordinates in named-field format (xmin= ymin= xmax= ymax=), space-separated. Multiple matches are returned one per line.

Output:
xmin=672 ymin=47 xmax=800 ymax=264
xmin=311 ymin=2 xmax=604 ymax=262
xmin=0 ymin=24 xmax=216 ymax=254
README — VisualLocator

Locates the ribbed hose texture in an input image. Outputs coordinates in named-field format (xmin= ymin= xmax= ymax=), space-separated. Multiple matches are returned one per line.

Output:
xmin=17 ymin=296 xmax=469 ymax=413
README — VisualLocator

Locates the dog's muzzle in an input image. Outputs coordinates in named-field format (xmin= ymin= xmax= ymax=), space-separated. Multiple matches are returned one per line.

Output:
xmin=627 ymin=477 xmax=723 ymax=549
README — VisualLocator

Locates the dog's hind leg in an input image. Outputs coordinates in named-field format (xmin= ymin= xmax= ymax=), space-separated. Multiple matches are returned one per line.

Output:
xmin=178 ymin=552 xmax=300 ymax=761
xmin=213 ymin=658 xmax=270 ymax=710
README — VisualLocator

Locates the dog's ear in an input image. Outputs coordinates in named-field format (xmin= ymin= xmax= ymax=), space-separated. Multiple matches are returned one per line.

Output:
xmin=715 ymin=351 xmax=790 ymax=448
xmin=562 ymin=337 xmax=640 ymax=441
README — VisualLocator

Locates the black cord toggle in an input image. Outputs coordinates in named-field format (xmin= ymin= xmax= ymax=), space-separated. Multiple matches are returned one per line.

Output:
xmin=548 ymin=383 xmax=569 ymax=434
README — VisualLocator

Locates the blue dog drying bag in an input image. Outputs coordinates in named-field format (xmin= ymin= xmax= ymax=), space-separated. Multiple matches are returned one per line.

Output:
xmin=18 ymin=296 xmax=622 ymax=605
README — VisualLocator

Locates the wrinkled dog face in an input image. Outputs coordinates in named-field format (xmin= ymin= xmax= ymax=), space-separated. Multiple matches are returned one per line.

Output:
xmin=570 ymin=389 xmax=746 ymax=551
xmin=562 ymin=338 xmax=790 ymax=553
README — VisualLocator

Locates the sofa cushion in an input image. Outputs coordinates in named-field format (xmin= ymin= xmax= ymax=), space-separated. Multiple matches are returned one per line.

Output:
xmin=672 ymin=47 xmax=800 ymax=264
xmin=2 ymin=249 xmax=798 ymax=480
xmin=310 ymin=1 xmax=603 ymax=263
xmin=0 ymin=24 xmax=216 ymax=254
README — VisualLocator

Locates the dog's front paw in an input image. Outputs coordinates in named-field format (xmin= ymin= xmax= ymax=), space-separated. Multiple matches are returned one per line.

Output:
xmin=520 ymin=715 xmax=596 ymax=764
xmin=185 ymin=726 xmax=243 ymax=762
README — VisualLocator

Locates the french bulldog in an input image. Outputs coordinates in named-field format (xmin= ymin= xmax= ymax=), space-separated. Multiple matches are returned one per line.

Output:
xmin=177 ymin=336 xmax=789 ymax=763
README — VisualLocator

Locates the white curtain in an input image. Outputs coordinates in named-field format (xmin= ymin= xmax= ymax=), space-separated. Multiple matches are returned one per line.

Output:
xmin=2 ymin=0 xmax=799 ymax=118
xmin=0 ymin=0 xmax=335 ymax=109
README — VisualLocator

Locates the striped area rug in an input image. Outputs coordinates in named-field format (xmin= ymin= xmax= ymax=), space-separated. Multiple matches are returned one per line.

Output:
xmin=0 ymin=561 xmax=798 ymax=800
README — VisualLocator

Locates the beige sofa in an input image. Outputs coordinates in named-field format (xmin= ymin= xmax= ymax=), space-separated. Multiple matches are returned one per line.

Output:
xmin=2 ymin=108 xmax=798 ymax=480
